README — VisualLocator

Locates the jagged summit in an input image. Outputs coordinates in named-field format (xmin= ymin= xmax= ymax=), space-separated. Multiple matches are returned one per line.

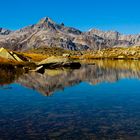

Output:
xmin=38 ymin=17 xmax=56 ymax=25
xmin=36 ymin=16 xmax=58 ymax=31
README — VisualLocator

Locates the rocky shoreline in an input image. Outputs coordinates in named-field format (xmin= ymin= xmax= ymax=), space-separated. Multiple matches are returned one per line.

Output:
xmin=80 ymin=46 xmax=140 ymax=60
xmin=0 ymin=47 xmax=140 ymax=72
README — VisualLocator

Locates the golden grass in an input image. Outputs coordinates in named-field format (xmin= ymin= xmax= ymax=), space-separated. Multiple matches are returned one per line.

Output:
xmin=1 ymin=46 xmax=140 ymax=66
xmin=27 ymin=46 xmax=70 ymax=56
xmin=22 ymin=53 xmax=49 ymax=62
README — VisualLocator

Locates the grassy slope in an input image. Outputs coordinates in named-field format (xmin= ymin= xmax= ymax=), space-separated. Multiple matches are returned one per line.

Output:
xmin=12 ymin=46 xmax=140 ymax=63
xmin=22 ymin=46 xmax=83 ymax=61
xmin=1 ymin=46 xmax=140 ymax=65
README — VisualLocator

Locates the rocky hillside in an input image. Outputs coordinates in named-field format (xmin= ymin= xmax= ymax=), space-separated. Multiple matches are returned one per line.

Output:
xmin=0 ymin=17 xmax=140 ymax=51
xmin=87 ymin=29 xmax=140 ymax=47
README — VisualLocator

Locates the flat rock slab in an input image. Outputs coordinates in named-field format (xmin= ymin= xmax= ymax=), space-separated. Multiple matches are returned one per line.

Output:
xmin=36 ymin=56 xmax=81 ymax=69
xmin=37 ymin=56 xmax=69 ymax=65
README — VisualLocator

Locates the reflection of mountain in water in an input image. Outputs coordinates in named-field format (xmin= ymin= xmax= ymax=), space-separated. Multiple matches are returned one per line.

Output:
xmin=16 ymin=60 xmax=140 ymax=96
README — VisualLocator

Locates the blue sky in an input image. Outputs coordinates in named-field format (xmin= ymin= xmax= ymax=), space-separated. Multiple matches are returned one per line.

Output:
xmin=1 ymin=0 xmax=140 ymax=34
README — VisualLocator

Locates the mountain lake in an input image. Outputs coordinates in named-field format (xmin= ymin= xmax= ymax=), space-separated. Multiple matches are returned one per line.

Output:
xmin=0 ymin=60 xmax=140 ymax=140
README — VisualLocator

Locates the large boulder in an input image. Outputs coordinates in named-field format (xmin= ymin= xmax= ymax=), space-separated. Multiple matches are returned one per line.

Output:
xmin=38 ymin=56 xmax=69 ymax=65
xmin=37 ymin=56 xmax=81 ymax=69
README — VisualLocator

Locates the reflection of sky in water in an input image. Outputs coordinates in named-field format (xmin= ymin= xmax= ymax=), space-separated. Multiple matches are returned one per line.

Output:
xmin=0 ymin=79 xmax=140 ymax=139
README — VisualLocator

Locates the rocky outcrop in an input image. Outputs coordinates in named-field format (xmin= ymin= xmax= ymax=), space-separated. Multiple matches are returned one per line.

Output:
xmin=0 ymin=47 xmax=28 ymax=62
xmin=0 ymin=17 xmax=140 ymax=51
xmin=37 ymin=56 xmax=81 ymax=69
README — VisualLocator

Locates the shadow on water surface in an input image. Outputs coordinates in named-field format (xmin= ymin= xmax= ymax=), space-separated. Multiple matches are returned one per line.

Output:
xmin=1 ymin=60 xmax=140 ymax=140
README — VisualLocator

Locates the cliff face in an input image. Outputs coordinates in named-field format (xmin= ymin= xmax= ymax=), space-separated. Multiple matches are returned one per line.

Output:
xmin=0 ymin=17 xmax=140 ymax=51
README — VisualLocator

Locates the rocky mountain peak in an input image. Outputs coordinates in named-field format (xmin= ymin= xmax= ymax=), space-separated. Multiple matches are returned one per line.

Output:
xmin=38 ymin=17 xmax=55 ymax=25
xmin=36 ymin=16 xmax=57 ymax=30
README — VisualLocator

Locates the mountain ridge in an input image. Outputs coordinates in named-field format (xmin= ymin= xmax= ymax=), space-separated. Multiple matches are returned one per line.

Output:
xmin=0 ymin=16 xmax=140 ymax=51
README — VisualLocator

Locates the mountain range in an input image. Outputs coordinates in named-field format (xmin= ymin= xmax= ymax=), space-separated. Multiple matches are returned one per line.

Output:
xmin=0 ymin=17 xmax=140 ymax=51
